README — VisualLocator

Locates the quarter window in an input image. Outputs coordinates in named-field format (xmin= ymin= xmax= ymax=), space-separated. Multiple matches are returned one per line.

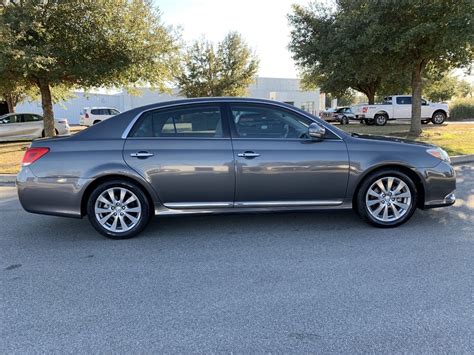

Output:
xmin=130 ymin=106 xmax=223 ymax=138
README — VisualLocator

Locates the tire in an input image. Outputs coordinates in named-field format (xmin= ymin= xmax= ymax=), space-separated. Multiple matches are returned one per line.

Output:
xmin=93 ymin=120 xmax=102 ymax=125
xmin=374 ymin=114 xmax=388 ymax=126
xmin=41 ymin=129 xmax=59 ymax=137
xmin=431 ymin=111 xmax=446 ymax=124
xmin=421 ymin=120 xmax=429 ymax=125
xmin=340 ymin=116 xmax=349 ymax=125
xmin=87 ymin=180 xmax=151 ymax=239
xmin=365 ymin=118 xmax=375 ymax=126
xmin=355 ymin=169 xmax=418 ymax=228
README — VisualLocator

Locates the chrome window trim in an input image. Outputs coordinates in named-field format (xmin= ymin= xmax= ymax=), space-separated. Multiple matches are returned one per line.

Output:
xmin=121 ymin=100 xmax=344 ymax=140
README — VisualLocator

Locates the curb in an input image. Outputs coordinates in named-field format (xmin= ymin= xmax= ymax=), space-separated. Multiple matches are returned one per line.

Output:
xmin=0 ymin=174 xmax=16 ymax=184
xmin=451 ymin=154 xmax=474 ymax=165
xmin=1 ymin=155 xmax=473 ymax=185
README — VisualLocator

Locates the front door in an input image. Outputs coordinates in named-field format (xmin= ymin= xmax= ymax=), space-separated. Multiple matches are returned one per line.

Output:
xmin=123 ymin=104 xmax=235 ymax=209
xmin=227 ymin=103 xmax=349 ymax=207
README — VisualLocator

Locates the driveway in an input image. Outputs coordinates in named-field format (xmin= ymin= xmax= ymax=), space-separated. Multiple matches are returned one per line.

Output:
xmin=1 ymin=164 xmax=473 ymax=353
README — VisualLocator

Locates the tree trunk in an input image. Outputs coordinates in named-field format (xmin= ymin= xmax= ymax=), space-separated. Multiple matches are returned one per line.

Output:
xmin=367 ymin=93 xmax=375 ymax=105
xmin=38 ymin=80 xmax=56 ymax=137
xmin=5 ymin=95 xmax=15 ymax=113
xmin=410 ymin=63 xmax=424 ymax=136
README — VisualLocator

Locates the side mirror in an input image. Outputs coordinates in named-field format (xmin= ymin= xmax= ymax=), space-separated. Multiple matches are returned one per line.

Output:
xmin=308 ymin=122 xmax=326 ymax=140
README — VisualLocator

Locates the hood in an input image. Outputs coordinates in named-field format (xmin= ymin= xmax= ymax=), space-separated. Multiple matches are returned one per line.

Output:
xmin=351 ymin=133 xmax=435 ymax=148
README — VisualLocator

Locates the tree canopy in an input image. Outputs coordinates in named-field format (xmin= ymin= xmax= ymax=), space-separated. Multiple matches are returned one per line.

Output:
xmin=176 ymin=32 xmax=259 ymax=97
xmin=0 ymin=0 xmax=180 ymax=136
xmin=289 ymin=0 xmax=473 ymax=134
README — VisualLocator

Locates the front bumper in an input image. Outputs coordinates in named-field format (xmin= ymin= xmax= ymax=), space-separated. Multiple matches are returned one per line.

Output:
xmin=419 ymin=161 xmax=456 ymax=209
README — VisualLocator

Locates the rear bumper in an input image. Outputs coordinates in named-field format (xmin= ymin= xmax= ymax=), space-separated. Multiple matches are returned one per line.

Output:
xmin=16 ymin=167 xmax=90 ymax=218
xmin=418 ymin=161 xmax=456 ymax=209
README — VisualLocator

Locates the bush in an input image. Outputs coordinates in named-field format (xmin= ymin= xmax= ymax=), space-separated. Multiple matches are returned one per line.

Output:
xmin=449 ymin=98 xmax=474 ymax=120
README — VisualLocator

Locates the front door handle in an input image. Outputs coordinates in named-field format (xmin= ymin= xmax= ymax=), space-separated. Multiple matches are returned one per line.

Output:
xmin=237 ymin=151 xmax=260 ymax=159
xmin=130 ymin=151 xmax=154 ymax=158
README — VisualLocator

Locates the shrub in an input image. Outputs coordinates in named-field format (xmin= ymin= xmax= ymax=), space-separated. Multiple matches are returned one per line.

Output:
xmin=449 ymin=98 xmax=474 ymax=120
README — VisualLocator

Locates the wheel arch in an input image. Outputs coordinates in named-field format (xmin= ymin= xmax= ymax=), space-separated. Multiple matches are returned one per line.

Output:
xmin=80 ymin=174 xmax=156 ymax=217
xmin=432 ymin=109 xmax=447 ymax=118
xmin=351 ymin=164 xmax=425 ymax=209
xmin=375 ymin=110 xmax=389 ymax=118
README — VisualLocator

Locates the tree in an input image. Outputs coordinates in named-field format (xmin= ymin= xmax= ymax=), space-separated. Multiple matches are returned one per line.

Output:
xmin=455 ymin=79 xmax=473 ymax=98
xmin=422 ymin=71 xmax=458 ymax=102
xmin=0 ymin=0 xmax=179 ymax=136
xmin=288 ymin=2 xmax=409 ymax=104
xmin=176 ymin=32 xmax=259 ymax=97
xmin=360 ymin=0 xmax=474 ymax=134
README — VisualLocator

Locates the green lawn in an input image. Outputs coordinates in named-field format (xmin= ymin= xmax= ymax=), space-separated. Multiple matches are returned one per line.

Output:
xmin=339 ymin=122 xmax=474 ymax=156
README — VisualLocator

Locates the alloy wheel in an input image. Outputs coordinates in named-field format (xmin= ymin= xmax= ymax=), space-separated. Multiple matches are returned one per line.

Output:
xmin=365 ymin=177 xmax=412 ymax=222
xmin=433 ymin=113 xmax=445 ymax=124
xmin=94 ymin=187 xmax=142 ymax=233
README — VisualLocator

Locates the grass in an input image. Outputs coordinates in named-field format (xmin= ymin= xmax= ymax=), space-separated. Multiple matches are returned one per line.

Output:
xmin=0 ymin=123 xmax=473 ymax=174
xmin=339 ymin=122 xmax=474 ymax=156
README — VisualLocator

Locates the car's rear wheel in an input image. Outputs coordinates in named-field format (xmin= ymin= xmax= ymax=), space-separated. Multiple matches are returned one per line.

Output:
xmin=356 ymin=170 xmax=418 ymax=228
xmin=87 ymin=180 xmax=151 ymax=239
xmin=374 ymin=114 xmax=388 ymax=126
xmin=340 ymin=116 xmax=349 ymax=125
xmin=431 ymin=111 xmax=446 ymax=124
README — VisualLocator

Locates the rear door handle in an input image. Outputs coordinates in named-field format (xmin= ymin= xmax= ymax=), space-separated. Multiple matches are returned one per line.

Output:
xmin=237 ymin=151 xmax=260 ymax=159
xmin=130 ymin=151 xmax=154 ymax=158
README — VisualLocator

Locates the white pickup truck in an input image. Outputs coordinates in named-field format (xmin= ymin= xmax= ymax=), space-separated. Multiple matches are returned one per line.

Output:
xmin=351 ymin=95 xmax=449 ymax=126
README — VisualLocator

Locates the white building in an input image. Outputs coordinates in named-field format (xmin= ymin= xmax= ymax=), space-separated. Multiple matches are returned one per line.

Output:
xmin=16 ymin=77 xmax=324 ymax=124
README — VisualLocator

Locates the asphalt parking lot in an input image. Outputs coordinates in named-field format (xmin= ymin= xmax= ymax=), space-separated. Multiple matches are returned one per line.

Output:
xmin=1 ymin=164 xmax=473 ymax=353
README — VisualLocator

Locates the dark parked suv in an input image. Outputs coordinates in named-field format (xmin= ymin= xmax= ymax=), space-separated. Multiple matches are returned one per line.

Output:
xmin=17 ymin=98 xmax=456 ymax=239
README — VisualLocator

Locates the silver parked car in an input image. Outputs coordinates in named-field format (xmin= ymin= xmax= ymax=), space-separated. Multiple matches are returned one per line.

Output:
xmin=17 ymin=98 xmax=456 ymax=239
xmin=0 ymin=113 xmax=70 ymax=142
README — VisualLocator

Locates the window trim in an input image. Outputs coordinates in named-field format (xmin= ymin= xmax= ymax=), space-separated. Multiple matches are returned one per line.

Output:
xmin=225 ymin=102 xmax=341 ymax=141
xmin=122 ymin=100 xmax=343 ymax=140
xmin=125 ymin=103 xmax=230 ymax=139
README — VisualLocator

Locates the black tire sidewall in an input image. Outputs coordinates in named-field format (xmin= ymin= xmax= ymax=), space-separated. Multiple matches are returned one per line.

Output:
xmin=87 ymin=180 xmax=151 ymax=239
xmin=356 ymin=170 xmax=418 ymax=228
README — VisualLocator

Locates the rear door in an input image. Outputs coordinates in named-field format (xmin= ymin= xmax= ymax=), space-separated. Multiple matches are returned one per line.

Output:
xmin=395 ymin=96 xmax=412 ymax=119
xmin=123 ymin=103 xmax=235 ymax=208
xmin=228 ymin=103 xmax=349 ymax=206
xmin=20 ymin=114 xmax=43 ymax=138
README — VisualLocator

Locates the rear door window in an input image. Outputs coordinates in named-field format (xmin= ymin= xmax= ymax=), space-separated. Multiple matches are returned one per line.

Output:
xmin=396 ymin=96 xmax=412 ymax=105
xmin=130 ymin=105 xmax=224 ymax=138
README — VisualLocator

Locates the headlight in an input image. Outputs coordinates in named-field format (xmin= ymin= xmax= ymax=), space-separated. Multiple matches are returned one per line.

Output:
xmin=427 ymin=148 xmax=450 ymax=163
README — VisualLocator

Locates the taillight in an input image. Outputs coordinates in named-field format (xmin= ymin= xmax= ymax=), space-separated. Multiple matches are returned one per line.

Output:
xmin=22 ymin=147 xmax=49 ymax=166
xmin=362 ymin=107 xmax=368 ymax=113
xmin=85 ymin=113 xmax=89 ymax=119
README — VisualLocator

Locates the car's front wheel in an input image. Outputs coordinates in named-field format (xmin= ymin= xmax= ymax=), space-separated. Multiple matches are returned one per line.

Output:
xmin=356 ymin=170 xmax=418 ymax=228
xmin=87 ymin=180 xmax=151 ymax=239
xmin=431 ymin=111 xmax=446 ymax=124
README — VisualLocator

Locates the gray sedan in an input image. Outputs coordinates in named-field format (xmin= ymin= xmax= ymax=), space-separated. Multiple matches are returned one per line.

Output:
xmin=17 ymin=98 xmax=456 ymax=239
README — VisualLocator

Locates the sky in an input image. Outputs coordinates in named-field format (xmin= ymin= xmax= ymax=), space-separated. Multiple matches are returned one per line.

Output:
xmin=155 ymin=0 xmax=309 ymax=79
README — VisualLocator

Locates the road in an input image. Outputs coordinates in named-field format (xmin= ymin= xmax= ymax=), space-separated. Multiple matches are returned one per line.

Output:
xmin=1 ymin=164 xmax=473 ymax=353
